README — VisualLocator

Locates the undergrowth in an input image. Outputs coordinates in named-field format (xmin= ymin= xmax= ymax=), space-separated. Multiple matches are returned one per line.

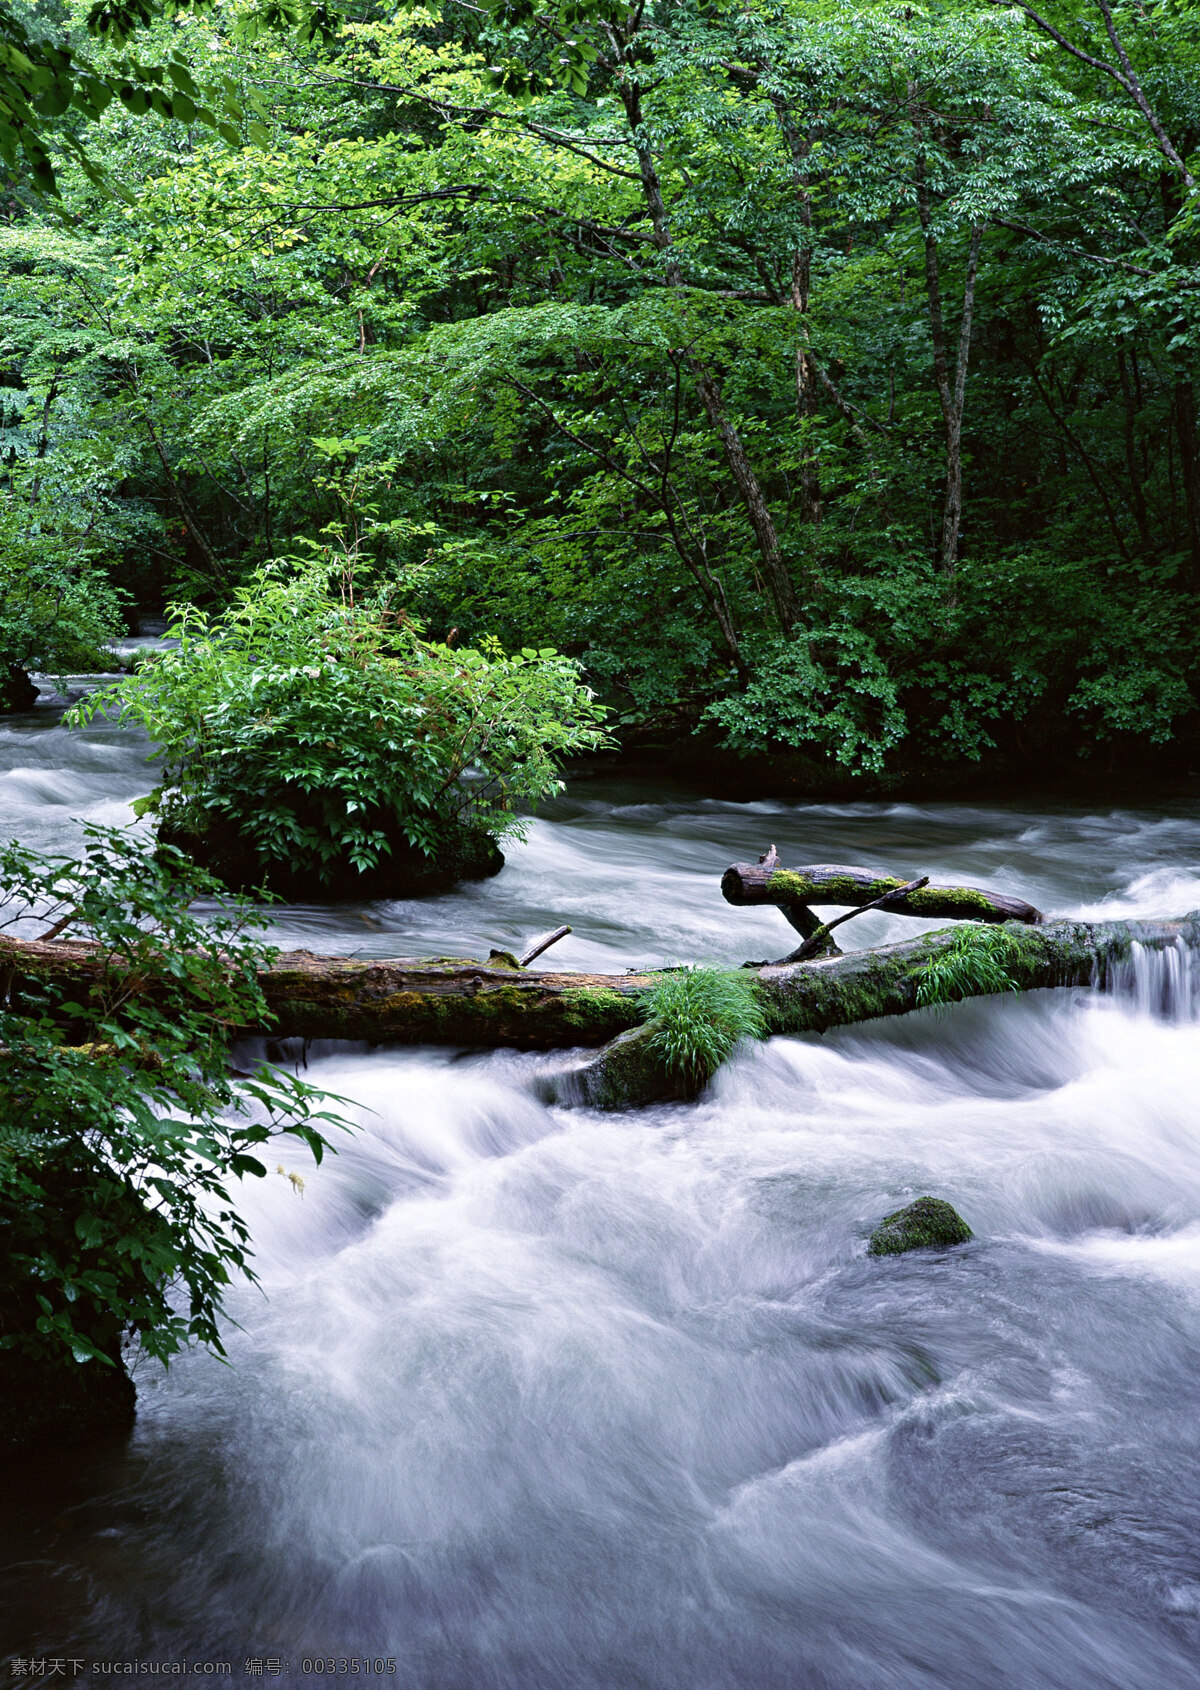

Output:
xmin=915 ymin=925 xmax=1024 ymax=1009
xmin=642 ymin=967 xmax=766 ymax=1087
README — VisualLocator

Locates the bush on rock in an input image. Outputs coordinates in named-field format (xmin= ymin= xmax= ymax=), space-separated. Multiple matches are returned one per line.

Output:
xmin=73 ymin=561 xmax=607 ymax=897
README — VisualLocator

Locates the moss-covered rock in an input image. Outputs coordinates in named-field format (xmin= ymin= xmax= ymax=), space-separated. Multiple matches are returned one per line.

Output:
xmin=571 ymin=1021 xmax=694 ymax=1109
xmin=867 ymin=1195 xmax=973 ymax=1256
xmin=157 ymin=808 xmax=503 ymax=901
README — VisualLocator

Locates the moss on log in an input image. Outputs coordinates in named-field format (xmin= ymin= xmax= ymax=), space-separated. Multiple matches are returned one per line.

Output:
xmin=722 ymin=860 xmax=1043 ymax=924
xmin=753 ymin=913 xmax=1198 ymax=1036
xmin=2 ymin=913 xmax=1195 ymax=1059
xmin=0 ymin=936 xmax=649 ymax=1048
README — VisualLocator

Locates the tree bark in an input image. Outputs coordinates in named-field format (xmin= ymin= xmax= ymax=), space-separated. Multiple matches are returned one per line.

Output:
xmin=917 ymin=196 xmax=982 ymax=575
xmin=773 ymin=99 xmax=822 ymax=526
xmin=910 ymin=90 xmax=983 ymax=576
xmin=1171 ymin=373 xmax=1200 ymax=592
xmin=1116 ymin=347 xmax=1157 ymax=563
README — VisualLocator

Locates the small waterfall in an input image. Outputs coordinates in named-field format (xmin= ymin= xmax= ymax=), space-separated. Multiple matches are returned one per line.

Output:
xmin=1109 ymin=936 xmax=1199 ymax=1022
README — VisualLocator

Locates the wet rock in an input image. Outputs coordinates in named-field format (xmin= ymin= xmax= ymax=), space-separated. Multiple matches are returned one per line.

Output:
xmin=867 ymin=1195 xmax=973 ymax=1257
xmin=0 ymin=665 xmax=39 ymax=712
xmin=569 ymin=1022 xmax=693 ymax=1110
xmin=157 ymin=809 xmax=504 ymax=901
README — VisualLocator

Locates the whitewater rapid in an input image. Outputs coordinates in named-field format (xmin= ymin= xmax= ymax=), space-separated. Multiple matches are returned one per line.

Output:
xmin=3 ymin=698 xmax=1200 ymax=1687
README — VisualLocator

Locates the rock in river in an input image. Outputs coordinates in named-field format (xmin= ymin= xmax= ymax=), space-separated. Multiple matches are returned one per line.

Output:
xmin=868 ymin=1195 xmax=973 ymax=1257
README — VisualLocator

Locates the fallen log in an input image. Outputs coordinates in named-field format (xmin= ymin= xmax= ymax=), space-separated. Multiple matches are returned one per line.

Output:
xmin=777 ymin=874 xmax=929 ymax=965
xmin=754 ymin=912 xmax=1197 ymax=1034
xmin=0 ymin=936 xmax=649 ymax=1049
xmin=567 ymin=911 xmax=1200 ymax=1105
xmin=2 ymin=913 xmax=1194 ymax=1058
xmin=721 ymin=859 xmax=1043 ymax=925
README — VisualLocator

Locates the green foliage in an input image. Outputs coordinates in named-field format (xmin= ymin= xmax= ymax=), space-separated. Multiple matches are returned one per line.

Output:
xmin=0 ymin=826 xmax=346 ymax=1375
xmin=0 ymin=0 xmax=340 ymax=195
xmin=0 ymin=549 xmax=124 ymax=697
xmin=703 ymin=630 xmax=907 ymax=774
xmin=71 ymin=559 xmax=608 ymax=881
xmin=914 ymin=926 xmax=1025 ymax=1010
xmin=0 ymin=456 xmax=128 ymax=696
xmin=641 ymin=967 xmax=766 ymax=1089
xmin=5 ymin=0 xmax=1200 ymax=777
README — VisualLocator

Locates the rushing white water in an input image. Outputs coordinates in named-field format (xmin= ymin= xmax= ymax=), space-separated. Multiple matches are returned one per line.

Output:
xmin=3 ymin=701 xmax=1200 ymax=1687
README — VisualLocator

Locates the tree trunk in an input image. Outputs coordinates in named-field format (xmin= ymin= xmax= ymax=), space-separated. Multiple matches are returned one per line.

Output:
xmin=618 ymin=77 xmax=803 ymax=633
xmin=911 ymin=94 xmax=983 ymax=576
xmin=917 ymin=196 xmax=982 ymax=576
xmin=939 ymin=223 xmax=983 ymax=571
xmin=1116 ymin=348 xmax=1157 ymax=562
xmin=775 ymin=101 xmax=822 ymax=526
xmin=1171 ymin=374 xmax=1200 ymax=592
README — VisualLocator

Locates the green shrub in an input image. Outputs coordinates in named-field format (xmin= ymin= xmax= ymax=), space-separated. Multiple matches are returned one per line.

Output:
xmin=642 ymin=967 xmax=766 ymax=1089
xmin=702 ymin=628 xmax=906 ymax=775
xmin=71 ymin=560 xmax=608 ymax=884
xmin=914 ymin=925 xmax=1024 ymax=1009
xmin=0 ymin=827 xmax=345 ymax=1375
xmin=0 ymin=516 xmax=125 ymax=708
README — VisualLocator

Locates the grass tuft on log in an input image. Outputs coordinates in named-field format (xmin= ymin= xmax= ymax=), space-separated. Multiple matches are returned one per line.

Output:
xmin=914 ymin=926 xmax=1024 ymax=1009
xmin=641 ymin=967 xmax=766 ymax=1089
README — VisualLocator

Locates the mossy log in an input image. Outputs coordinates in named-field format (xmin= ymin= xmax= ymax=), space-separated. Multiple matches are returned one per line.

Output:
xmin=750 ymin=912 xmax=1188 ymax=1036
xmin=1 ymin=912 xmax=1194 ymax=1057
xmin=0 ymin=936 xmax=649 ymax=1048
xmin=721 ymin=860 xmax=1043 ymax=925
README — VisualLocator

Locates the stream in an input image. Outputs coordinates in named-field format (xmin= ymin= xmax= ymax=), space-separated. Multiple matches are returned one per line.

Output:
xmin=4 ymin=687 xmax=1200 ymax=1687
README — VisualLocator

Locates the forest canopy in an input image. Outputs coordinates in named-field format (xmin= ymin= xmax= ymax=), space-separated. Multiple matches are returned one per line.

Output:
xmin=3 ymin=0 xmax=1200 ymax=778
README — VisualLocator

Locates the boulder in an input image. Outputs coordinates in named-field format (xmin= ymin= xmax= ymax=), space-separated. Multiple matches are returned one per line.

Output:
xmin=0 ymin=665 xmax=39 ymax=712
xmin=157 ymin=808 xmax=504 ymax=901
xmin=868 ymin=1195 xmax=973 ymax=1257
xmin=568 ymin=1021 xmax=693 ymax=1109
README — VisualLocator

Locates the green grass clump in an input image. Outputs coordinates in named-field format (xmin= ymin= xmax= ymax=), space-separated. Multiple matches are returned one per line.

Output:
xmin=641 ymin=967 xmax=767 ymax=1088
xmin=915 ymin=925 xmax=1024 ymax=1009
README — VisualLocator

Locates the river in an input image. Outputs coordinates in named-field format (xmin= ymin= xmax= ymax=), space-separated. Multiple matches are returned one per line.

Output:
xmin=3 ymin=685 xmax=1200 ymax=1688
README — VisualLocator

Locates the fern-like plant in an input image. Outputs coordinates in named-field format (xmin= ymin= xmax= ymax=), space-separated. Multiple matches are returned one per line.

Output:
xmin=642 ymin=967 xmax=766 ymax=1088
xmin=914 ymin=925 xmax=1025 ymax=1009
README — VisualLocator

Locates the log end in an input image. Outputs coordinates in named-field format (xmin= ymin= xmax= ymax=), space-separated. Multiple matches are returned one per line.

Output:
xmin=721 ymin=865 xmax=753 ymax=906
